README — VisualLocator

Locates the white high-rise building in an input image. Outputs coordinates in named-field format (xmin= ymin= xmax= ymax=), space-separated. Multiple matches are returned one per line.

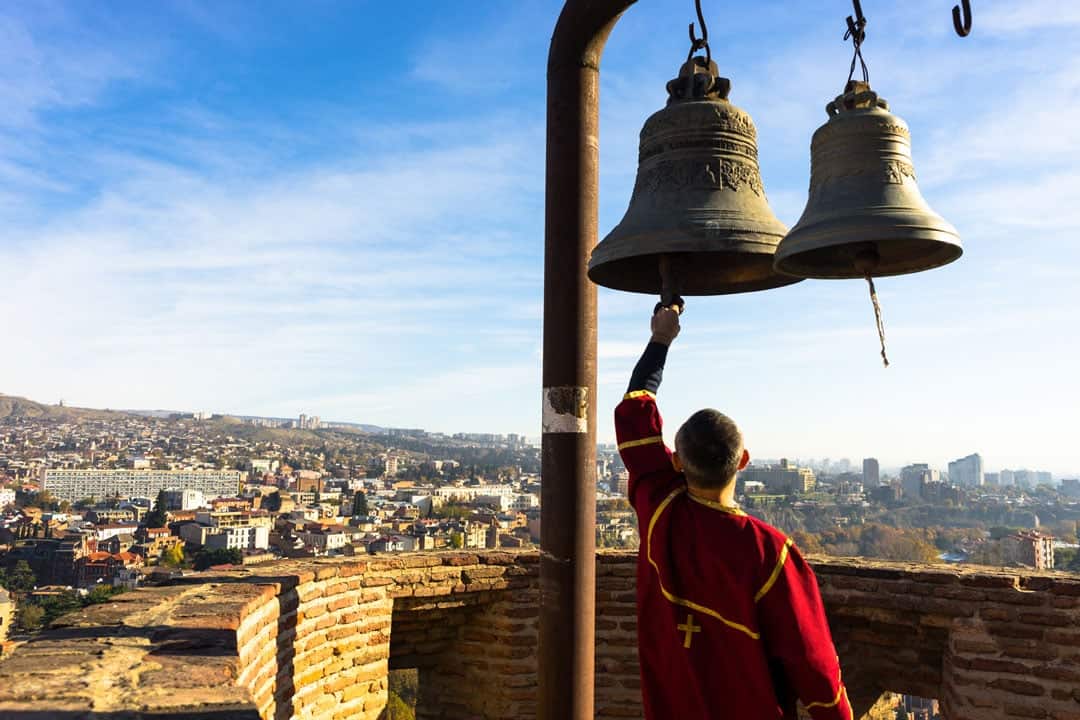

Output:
xmin=947 ymin=453 xmax=984 ymax=487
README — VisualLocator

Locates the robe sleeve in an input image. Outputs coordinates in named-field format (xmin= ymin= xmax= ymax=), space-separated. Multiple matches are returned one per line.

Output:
xmin=756 ymin=540 xmax=852 ymax=720
xmin=615 ymin=340 xmax=677 ymax=506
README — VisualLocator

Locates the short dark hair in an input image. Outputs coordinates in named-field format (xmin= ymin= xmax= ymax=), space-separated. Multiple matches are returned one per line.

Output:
xmin=675 ymin=409 xmax=743 ymax=489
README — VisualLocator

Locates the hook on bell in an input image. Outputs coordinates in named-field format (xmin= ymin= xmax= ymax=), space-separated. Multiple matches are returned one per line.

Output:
xmin=588 ymin=57 xmax=800 ymax=296
xmin=774 ymin=81 xmax=962 ymax=280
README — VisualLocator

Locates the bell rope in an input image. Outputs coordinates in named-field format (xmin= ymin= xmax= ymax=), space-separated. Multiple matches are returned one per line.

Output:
xmin=865 ymin=274 xmax=889 ymax=368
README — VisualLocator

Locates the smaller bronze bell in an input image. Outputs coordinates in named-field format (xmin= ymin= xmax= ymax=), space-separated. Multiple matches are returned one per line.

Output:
xmin=774 ymin=82 xmax=962 ymax=279
xmin=588 ymin=57 xmax=799 ymax=296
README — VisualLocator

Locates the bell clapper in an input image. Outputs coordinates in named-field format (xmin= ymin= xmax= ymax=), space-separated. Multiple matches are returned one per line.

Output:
xmin=854 ymin=246 xmax=889 ymax=368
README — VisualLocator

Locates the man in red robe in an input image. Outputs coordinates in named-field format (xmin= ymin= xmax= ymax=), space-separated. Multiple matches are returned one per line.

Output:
xmin=616 ymin=304 xmax=852 ymax=720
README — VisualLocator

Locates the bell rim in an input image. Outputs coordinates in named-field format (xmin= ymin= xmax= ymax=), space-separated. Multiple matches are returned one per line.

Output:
xmin=774 ymin=225 xmax=963 ymax=280
xmin=587 ymin=249 xmax=804 ymax=296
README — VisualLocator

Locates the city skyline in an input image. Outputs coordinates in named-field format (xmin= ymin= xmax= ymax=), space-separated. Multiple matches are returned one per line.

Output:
xmin=0 ymin=2 xmax=1077 ymax=475
xmin=2 ymin=391 xmax=1073 ymax=479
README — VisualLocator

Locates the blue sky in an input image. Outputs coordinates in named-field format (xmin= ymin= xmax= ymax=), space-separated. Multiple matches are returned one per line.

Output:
xmin=0 ymin=1 xmax=1077 ymax=476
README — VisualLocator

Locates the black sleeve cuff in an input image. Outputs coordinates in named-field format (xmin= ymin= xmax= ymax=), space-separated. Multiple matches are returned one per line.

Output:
xmin=627 ymin=341 xmax=669 ymax=395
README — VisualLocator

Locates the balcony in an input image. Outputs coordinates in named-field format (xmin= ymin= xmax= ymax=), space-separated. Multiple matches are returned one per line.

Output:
xmin=0 ymin=551 xmax=1076 ymax=719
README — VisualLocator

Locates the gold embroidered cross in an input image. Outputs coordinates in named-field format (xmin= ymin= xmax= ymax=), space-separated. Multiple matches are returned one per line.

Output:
xmin=677 ymin=613 xmax=701 ymax=648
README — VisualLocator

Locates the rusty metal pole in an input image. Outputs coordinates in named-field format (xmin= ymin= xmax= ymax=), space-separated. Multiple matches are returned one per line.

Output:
xmin=541 ymin=2 xmax=635 ymax=719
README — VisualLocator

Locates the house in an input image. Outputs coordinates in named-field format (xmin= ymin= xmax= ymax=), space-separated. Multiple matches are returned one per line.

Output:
xmin=75 ymin=551 xmax=144 ymax=588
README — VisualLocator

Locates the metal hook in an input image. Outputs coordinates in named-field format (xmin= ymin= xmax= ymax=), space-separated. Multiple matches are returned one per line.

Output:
xmin=952 ymin=0 xmax=972 ymax=37
xmin=686 ymin=0 xmax=711 ymax=66
xmin=844 ymin=0 xmax=867 ymax=45
xmin=691 ymin=0 xmax=708 ymax=46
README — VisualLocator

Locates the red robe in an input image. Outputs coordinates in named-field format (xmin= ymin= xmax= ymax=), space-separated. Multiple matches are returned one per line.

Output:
xmin=616 ymin=391 xmax=852 ymax=720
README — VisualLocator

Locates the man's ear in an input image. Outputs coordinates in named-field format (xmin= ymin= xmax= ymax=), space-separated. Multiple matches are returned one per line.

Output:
xmin=671 ymin=452 xmax=684 ymax=472
xmin=738 ymin=448 xmax=750 ymax=471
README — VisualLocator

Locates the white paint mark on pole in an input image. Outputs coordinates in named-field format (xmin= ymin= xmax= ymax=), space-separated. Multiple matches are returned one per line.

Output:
xmin=542 ymin=386 xmax=588 ymax=434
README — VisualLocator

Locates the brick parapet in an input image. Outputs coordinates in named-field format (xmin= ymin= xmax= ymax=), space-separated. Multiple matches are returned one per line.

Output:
xmin=0 ymin=551 xmax=1075 ymax=720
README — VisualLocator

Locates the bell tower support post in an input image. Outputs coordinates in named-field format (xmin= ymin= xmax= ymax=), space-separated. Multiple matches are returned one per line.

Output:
xmin=541 ymin=2 xmax=636 ymax=720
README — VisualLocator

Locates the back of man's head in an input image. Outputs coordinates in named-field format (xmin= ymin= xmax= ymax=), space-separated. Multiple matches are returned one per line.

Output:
xmin=675 ymin=409 xmax=743 ymax=489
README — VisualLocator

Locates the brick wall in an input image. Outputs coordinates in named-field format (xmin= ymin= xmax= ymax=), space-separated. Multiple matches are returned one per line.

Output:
xmin=0 ymin=551 xmax=1076 ymax=720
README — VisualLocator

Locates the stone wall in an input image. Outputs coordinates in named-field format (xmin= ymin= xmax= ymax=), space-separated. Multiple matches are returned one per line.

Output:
xmin=0 ymin=551 xmax=1076 ymax=720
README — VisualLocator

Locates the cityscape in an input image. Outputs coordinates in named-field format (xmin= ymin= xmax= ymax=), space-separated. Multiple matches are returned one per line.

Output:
xmin=3 ymin=393 xmax=1076 ymax=627
xmin=1 ymin=2 xmax=1078 ymax=720
xmin=3 ymin=393 xmax=1077 ymax=718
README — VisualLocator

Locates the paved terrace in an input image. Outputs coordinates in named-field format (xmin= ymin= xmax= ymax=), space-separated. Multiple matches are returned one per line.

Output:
xmin=0 ymin=551 xmax=1077 ymax=720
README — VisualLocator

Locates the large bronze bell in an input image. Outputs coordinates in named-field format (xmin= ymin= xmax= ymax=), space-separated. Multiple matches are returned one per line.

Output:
xmin=588 ymin=57 xmax=800 ymax=296
xmin=774 ymin=81 xmax=962 ymax=279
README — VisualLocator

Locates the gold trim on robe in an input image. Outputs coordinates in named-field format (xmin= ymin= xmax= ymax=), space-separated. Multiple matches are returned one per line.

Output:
xmin=647 ymin=487 xmax=761 ymax=641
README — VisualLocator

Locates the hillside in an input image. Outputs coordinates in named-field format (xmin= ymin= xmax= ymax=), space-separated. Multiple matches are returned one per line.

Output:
xmin=0 ymin=394 xmax=128 ymax=422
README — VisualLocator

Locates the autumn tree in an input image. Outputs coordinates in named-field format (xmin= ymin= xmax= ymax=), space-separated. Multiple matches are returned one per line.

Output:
xmin=161 ymin=544 xmax=184 ymax=567
xmin=16 ymin=603 xmax=44 ymax=631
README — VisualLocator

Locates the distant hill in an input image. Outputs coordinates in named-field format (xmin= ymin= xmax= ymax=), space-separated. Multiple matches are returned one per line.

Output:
xmin=0 ymin=394 xmax=128 ymax=422
xmin=198 ymin=416 xmax=384 ymax=449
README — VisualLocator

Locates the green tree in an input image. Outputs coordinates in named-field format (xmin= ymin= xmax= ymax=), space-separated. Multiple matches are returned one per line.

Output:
xmin=85 ymin=585 xmax=126 ymax=605
xmin=3 ymin=561 xmax=36 ymax=593
xmin=161 ymin=544 xmax=184 ymax=567
xmin=25 ymin=490 xmax=58 ymax=511
xmin=16 ymin=603 xmax=44 ymax=631
xmin=144 ymin=490 xmax=168 ymax=528
xmin=989 ymin=526 xmax=1018 ymax=540
xmin=449 ymin=532 xmax=464 ymax=549
xmin=194 ymin=547 xmax=243 ymax=571
xmin=37 ymin=590 xmax=82 ymax=626
xmin=438 ymin=503 xmax=470 ymax=522
xmin=352 ymin=491 xmax=369 ymax=517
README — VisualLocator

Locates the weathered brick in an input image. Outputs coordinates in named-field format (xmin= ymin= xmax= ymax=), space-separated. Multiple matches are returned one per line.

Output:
xmin=989 ymin=678 xmax=1045 ymax=696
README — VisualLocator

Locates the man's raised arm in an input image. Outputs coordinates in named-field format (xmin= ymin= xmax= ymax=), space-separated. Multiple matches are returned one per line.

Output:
xmin=614 ymin=306 xmax=681 ymax=505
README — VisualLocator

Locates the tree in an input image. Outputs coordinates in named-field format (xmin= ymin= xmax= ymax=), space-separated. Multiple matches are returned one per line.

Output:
xmin=194 ymin=548 xmax=243 ymax=571
xmin=16 ymin=603 xmax=44 ymax=631
xmin=990 ymin=526 xmax=1018 ymax=541
xmin=161 ymin=544 xmax=184 ymax=567
xmin=25 ymin=490 xmax=58 ymax=511
xmin=1055 ymin=547 xmax=1080 ymax=573
xmin=3 ymin=561 xmax=36 ymax=594
xmin=449 ymin=532 xmax=464 ymax=549
xmin=85 ymin=585 xmax=126 ymax=605
xmin=438 ymin=503 xmax=470 ymax=522
xmin=36 ymin=590 xmax=82 ymax=626
xmin=791 ymin=530 xmax=825 ymax=555
xmin=144 ymin=490 xmax=168 ymax=528
xmin=352 ymin=491 xmax=369 ymax=517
